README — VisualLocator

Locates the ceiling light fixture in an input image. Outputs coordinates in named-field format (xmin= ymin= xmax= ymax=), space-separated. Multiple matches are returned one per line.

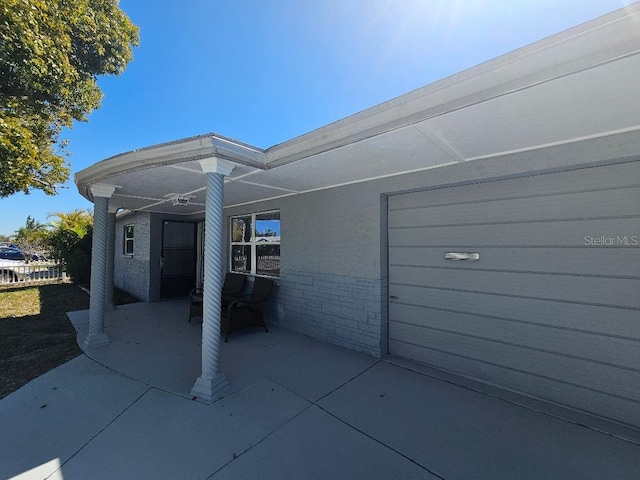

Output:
xmin=166 ymin=193 xmax=195 ymax=206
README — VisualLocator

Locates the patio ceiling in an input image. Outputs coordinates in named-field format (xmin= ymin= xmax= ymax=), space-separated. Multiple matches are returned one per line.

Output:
xmin=75 ymin=5 xmax=640 ymax=216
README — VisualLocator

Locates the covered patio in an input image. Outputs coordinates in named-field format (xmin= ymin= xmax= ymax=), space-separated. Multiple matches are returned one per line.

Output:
xmin=1 ymin=301 xmax=639 ymax=479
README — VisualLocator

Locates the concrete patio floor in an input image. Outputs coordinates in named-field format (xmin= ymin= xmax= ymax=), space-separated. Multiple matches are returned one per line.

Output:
xmin=1 ymin=299 xmax=639 ymax=480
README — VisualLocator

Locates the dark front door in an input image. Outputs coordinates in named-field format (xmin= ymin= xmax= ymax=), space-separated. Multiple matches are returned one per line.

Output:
xmin=161 ymin=221 xmax=196 ymax=298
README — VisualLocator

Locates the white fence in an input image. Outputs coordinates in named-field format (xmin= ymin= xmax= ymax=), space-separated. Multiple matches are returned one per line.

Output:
xmin=0 ymin=262 xmax=65 ymax=285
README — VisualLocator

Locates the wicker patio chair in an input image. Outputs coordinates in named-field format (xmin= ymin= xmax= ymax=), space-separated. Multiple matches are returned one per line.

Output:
xmin=221 ymin=273 xmax=247 ymax=311
xmin=221 ymin=276 xmax=273 ymax=342
xmin=188 ymin=286 xmax=204 ymax=322
xmin=188 ymin=273 xmax=247 ymax=322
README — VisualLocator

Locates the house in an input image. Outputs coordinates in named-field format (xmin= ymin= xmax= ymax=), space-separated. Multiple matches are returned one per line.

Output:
xmin=75 ymin=5 xmax=640 ymax=431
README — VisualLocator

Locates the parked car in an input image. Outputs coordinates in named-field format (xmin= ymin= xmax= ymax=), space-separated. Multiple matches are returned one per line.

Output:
xmin=0 ymin=248 xmax=26 ymax=261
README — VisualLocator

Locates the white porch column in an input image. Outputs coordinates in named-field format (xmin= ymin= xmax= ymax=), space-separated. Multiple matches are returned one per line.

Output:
xmin=190 ymin=158 xmax=234 ymax=402
xmin=105 ymin=206 xmax=117 ymax=310
xmin=84 ymin=184 xmax=116 ymax=348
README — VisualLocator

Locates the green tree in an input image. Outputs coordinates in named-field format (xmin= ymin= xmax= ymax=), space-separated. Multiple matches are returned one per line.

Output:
xmin=48 ymin=208 xmax=93 ymax=238
xmin=14 ymin=215 xmax=48 ymax=254
xmin=47 ymin=209 xmax=93 ymax=283
xmin=0 ymin=0 xmax=139 ymax=197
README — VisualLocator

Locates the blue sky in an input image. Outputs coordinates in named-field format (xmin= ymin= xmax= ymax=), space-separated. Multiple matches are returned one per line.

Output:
xmin=0 ymin=0 xmax=630 ymax=236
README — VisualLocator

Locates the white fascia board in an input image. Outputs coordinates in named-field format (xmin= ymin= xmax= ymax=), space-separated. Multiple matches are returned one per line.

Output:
xmin=264 ymin=4 xmax=640 ymax=168
xmin=75 ymin=134 xmax=265 ymax=202
xmin=210 ymin=135 xmax=265 ymax=166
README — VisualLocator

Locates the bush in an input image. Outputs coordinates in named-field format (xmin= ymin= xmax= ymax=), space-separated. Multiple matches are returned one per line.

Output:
xmin=14 ymin=210 xmax=94 ymax=284
xmin=47 ymin=226 xmax=92 ymax=284
xmin=64 ymin=229 xmax=92 ymax=284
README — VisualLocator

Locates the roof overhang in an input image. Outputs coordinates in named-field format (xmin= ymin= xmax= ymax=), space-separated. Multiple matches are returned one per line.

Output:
xmin=75 ymin=134 xmax=265 ymax=203
xmin=75 ymin=3 xmax=640 ymax=216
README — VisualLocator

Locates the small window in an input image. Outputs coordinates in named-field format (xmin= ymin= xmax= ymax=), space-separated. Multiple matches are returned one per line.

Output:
xmin=230 ymin=211 xmax=280 ymax=276
xmin=123 ymin=224 xmax=134 ymax=255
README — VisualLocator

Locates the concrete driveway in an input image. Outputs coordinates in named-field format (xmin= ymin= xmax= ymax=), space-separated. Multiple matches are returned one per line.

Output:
xmin=1 ymin=301 xmax=639 ymax=479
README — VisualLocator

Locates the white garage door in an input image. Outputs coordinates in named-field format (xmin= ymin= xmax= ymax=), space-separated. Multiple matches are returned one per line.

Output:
xmin=388 ymin=159 xmax=640 ymax=428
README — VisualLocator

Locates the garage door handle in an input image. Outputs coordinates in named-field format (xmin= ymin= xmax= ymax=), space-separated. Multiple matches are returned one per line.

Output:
xmin=390 ymin=295 xmax=398 ymax=300
xmin=445 ymin=252 xmax=480 ymax=261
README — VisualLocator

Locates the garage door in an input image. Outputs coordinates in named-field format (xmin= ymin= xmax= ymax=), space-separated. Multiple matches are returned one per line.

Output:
xmin=388 ymin=159 xmax=640 ymax=428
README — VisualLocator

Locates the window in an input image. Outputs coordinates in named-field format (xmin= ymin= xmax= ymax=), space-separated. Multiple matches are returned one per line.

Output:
xmin=123 ymin=224 xmax=134 ymax=255
xmin=230 ymin=211 xmax=280 ymax=276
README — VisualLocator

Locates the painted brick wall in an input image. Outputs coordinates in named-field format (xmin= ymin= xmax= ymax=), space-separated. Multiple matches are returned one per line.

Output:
xmin=274 ymin=271 xmax=383 ymax=357
xmin=114 ymin=212 xmax=152 ymax=301
xmin=223 ymin=179 xmax=387 ymax=358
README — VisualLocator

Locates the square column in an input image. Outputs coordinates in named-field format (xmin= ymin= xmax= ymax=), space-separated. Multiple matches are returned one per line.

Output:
xmin=84 ymin=184 xmax=117 ymax=348
xmin=190 ymin=158 xmax=235 ymax=402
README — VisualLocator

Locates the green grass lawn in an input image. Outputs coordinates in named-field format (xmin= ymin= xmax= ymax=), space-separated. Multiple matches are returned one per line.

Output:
xmin=0 ymin=283 xmax=140 ymax=399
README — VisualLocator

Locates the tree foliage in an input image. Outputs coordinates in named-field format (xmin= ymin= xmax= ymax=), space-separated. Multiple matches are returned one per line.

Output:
xmin=11 ymin=210 xmax=93 ymax=281
xmin=0 ymin=0 xmax=139 ymax=197
xmin=14 ymin=215 xmax=48 ymax=254
xmin=48 ymin=208 xmax=93 ymax=239
xmin=46 ymin=209 xmax=93 ymax=282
